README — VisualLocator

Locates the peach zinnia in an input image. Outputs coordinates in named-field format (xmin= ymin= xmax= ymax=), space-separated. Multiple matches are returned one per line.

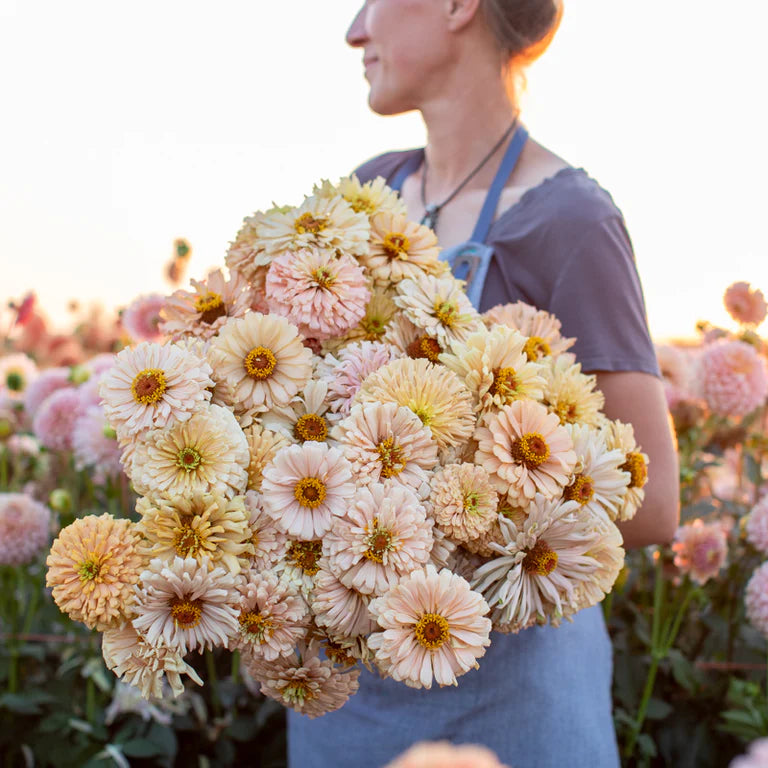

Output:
xmin=368 ymin=564 xmax=491 ymax=689
xmin=602 ymin=419 xmax=649 ymax=522
xmin=336 ymin=175 xmax=407 ymax=219
xmin=312 ymin=563 xmax=377 ymax=639
xmin=243 ymin=424 xmax=290 ymax=492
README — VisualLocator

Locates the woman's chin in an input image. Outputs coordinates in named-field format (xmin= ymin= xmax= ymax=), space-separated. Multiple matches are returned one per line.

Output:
xmin=367 ymin=89 xmax=414 ymax=117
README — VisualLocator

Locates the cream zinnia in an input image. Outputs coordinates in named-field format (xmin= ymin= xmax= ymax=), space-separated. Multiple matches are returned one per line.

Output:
xmin=335 ymin=175 xmax=407 ymax=218
xmin=540 ymin=353 xmax=605 ymax=427
xmin=243 ymin=423 xmax=291 ymax=491
xmin=261 ymin=380 xmax=334 ymax=445
xmin=242 ymin=491 xmax=289 ymax=571
xmin=312 ymin=563 xmax=377 ymax=639
xmin=602 ymin=419 xmax=649 ymax=521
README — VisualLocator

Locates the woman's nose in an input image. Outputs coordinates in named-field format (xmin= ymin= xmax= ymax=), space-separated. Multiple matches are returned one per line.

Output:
xmin=345 ymin=5 xmax=368 ymax=48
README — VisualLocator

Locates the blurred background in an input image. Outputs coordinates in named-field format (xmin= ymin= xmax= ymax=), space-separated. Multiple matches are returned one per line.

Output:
xmin=1 ymin=0 xmax=766 ymax=340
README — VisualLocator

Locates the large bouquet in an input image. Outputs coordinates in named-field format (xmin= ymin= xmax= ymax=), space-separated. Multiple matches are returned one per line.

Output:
xmin=45 ymin=175 xmax=648 ymax=717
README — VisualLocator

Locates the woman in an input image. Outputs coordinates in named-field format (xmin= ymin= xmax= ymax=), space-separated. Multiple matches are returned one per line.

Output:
xmin=288 ymin=1 xmax=680 ymax=765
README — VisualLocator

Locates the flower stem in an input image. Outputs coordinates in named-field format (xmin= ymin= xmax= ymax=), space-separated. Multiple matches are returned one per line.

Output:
xmin=206 ymin=649 xmax=222 ymax=718
xmin=230 ymin=649 xmax=240 ymax=686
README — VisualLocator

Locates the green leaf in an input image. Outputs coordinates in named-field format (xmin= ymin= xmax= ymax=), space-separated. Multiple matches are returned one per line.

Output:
xmin=119 ymin=738 xmax=166 ymax=758
xmin=0 ymin=690 xmax=56 ymax=714
xmin=645 ymin=697 xmax=673 ymax=720
xmin=668 ymin=648 xmax=698 ymax=694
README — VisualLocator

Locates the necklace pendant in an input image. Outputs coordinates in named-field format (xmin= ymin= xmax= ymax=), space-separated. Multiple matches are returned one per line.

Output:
xmin=421 ymin=204 xmax=439 ymax=231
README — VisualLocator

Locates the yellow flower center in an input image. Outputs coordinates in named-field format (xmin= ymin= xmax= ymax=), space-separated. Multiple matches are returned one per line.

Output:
xmin=294 ymin=477 xmax=327 ymax=508
xmin=287 ymin=540 xmax=323 ymax=575
xmin=295 ymin=213 xmax=328 ymax=235
xmin=195 ymin=291 xmax=227 ymax=324
xmin=463 ymin=491 xmax=480 ymax=515
xmin=382 ymin=232 xmax=410 ymax=259
xmin=77 ymin=553 xmax=107 ymax=583
xmin=434 ymin=300 xmax=458 ymax=328
xmin=621 ymin=452 xmax=648 ymax=488
xmin=131 ymin=369 xmax=167 ymax=406
xmin=510 ymin=432 xmax=550 ymax=469
xmin=364 ymin=518 xmax=394 ymax=563
xmin=244 ymin=346 xmax=277 ymax=380
xmin=489 ymin=367 xmax=518 ymax=399
xmin=563 ymin=474 xmax=595 ymax=506
xmin=312 ymin=266 xmax=336 ymax=289
xmin=348 ymin=196 xmax=376 ymax=215
xmin=412 ymin=405 xmax=433 ymax=426
xmin=294 ymin=414 xmax=328 ymax=443
xmin=406 ymin=335 xmax=442 ymax=363
xmin=281 ymin=681 xmax=315 ymax=705
xmin=238 ymin=610 xmax=274 ymax=642
xmin=176 ymin=447 xmax=202 ymax=472
xmin=361 ymin=315 xmax=388 ymax=340
xmin=524 ymin=336 xmax=552 ymax=361
xmin=554 ymin=401 xmax=579 ymax=425
xmin=170 ymin=597 xmax=203 ymax=629
xmin=522 ymin=539 xmax=558 ymax=576
xmin=414 ymin=613 xmax=450 ymax=650
xmin=376 ymin=437 xmax=406 ymax=478
xmin=174 ymin=523 xmax=202 ymax=558
xmin=324 ymin=640 xmax=357 ymax=667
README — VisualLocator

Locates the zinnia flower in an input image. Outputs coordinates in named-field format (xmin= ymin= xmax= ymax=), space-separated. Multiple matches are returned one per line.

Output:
xmin=384 ymin=314 xmax=445 ymax=364
xmin=0 ymin=353 xmax=38 ymax=400
xmin=572 ymin=514 xmax=625 ymax=612
xmin=601 ymin=419 xmax=649 ymax=522
xmin=385 ymin=741 xmax=510 ymax=768
xmin=745 ymin=563 xmax=768 ymax=639
xmin=242 ymin=490 xmax=289 ymax=571
xmin=0 ymin=493 xmax=51 ymax=566
xmin=46 ymin=514 xmax=145 ymax=630
xmin=23 ymin=367 xmax=72 ymax=418
xmin=261 ymin=380 xmax=334 ymax=445
xmin=328 ymin=287 xmax=399 ymax=349
xmin=724 ymin=281 xmax=767 ymax=326
xmin=334 ymin=175 xmax=407 ymax=219
xmin=225 ymin=210 xmax=270 ymax=283
xmin=72 ymin=405 xmax=123 ymax=481
xmin=746 ymin=497 xmax=768 ymax=555
xmin=261 ymin=442 xmax=355 ymax=539
xmin=540 ymin=353 xmax=604 ymax=427
xmin=368 ymin=564 xmax=491 ymax=689
xmin=121 ymin=294 xmax=166 ymax=343
xmin=655 ymin=343 xmax=692 ymax=393
xmin=243 ymin=424 xmax=291 ymax=492
xmin=33 ymin=387 xmax=83 ymax=451
xmin=311 ymin=563 xmax=377 ymax=639
xmin=671 ymin=519 xmax=728 ymax=585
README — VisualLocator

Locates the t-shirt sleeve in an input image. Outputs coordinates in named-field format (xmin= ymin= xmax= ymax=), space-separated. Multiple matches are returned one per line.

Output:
xmin=548 ymin=216 xmax=660 ymax=376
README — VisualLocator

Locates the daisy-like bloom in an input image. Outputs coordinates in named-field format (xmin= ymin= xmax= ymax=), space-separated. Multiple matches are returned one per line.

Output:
xmin=22 ymin=367 xmax=72 ymax=418
xmin=261 ymin=380 xmax=334 ymax=445
xmin=698 ymin=340 xmax=768 ymax=418
xmin=261 ymin=442 xmax=355 ymax=539
xmin=429 ymin=463 xmax=498 ymax=545
xmin=258 ymin=193 xmax=370 ymax=258
xmin=394 ymin=274 xmax=485 ymax=347
xmin=325 ymin=483 xmax=432 ymax=595
xmin=46 ymin=514 xmax=145 ymax=630
xmin=160 ymin=268 xmax=252 ymax=342
xmin=225 ymin=210 xmax=270 ymax=283
xmin=209 ymin=312 xmax=313 ymax=412
xmin=243 ymin=424 xmax=291 ymax=492
xmin=671 ymin=519 xmax=728 ymax=585
xmin=730 ymin=737 xmax=768 ymax=768
xmin=232 ymin=570 xmax=309 ymax=659
xmin=242 ymin=491 xmax=289 ymax=571
xmin=102 ymin=624 xmax=203 ymax=700
xmin=540 ymin=353 xmax=605 ymax=427
xmin=471 ymin=495 xmax=601 ymax=632
xmin=276 ymin=539 xmax=325 ymax=597
xmin=368 ymin=564 xmax=491 ymax=689
xmin=482 ymin=301 xmax=575 ymax=361
xmin=72 ymin=405 xmax=123 ymax=482
xmin=99 ymin=341 xmax=213 ymax=436
xmin=602 ymin=419 xmax=649 ymax=522
xmin=562 ymin=423 xmax=629 ymax=523
xmin=474 ymin=399 xmax=577 ymax=509
xmin=265 ymin=247 xmax=371 ymax=340
xmin=0 ymin=493 xmax=51 ymax=566
xmin=746 ymin=497 xmax=768 ymax=555
xmin=384 ymin=313 xmax=445 ymax=364
xmin=571 ymin=513 xmax=625 ymax=612
xmin=121 ymin=293 xmax=165 ymax=343
xmin=724 ymin=281 xmax=767 ymax=327
xmin=362 ymin=211 xmax=442 ymax=286
xmin=0 ymin=353 xmax=38 ymax=400
xmin=326 ymin=287 xmax=400 ymax=351
xmin=132 ymin=556 xmax=239 ymax=654
xmin=746 ymin=563 xmax=768 ymax=639
xmin=439 ymin=326 xmax=546 ymax=414
xmin=386 ymin=742 xmax=510 ymax=768
xmin=129 ymin=404 xmax=249 ymax=499
xmin=136 ymin=492 xmax=252 ymax=575
xmin=312 ymin=562 xmax=377 ymax=638
xmin=429 ymin=525 xmax=458 ymax=570
xmin=333 ymin=175 xmax=407 ymax=218
xmin=245 ymin=639 xmax=361 ymax=718
xmin=32 ymin=387 xmax=83 ymax=451
xmin=332 ymin=402 xmax=438 ymax=490
xmin=355 ymin=357 xmax=475 ymax=451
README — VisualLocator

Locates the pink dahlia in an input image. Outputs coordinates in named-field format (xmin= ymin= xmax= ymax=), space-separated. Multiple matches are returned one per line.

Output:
xmin=33 ymin=387 xmax=84 ymax=451
xmin=23 ymin=367 xmax=72 ymax=418
xmin=265 ymin=247 xmax=371 ymax=340
xmin=386 ymin=741 xmax=510 ymax=768
xmin=121 ymin=293 xmax=166 ymax=343
xmin=745 ymin=563 xmax=768 ymax=638
xmin=747 ymin=497 xmax=768 ymax=555
xmin=698 ymin=340 xmax=768 ymax=418
xmin=671 ymin=519 xmax=728 ymax=585
xmin=724 ymin=281 xmax=767 ymax=327
xmin=0 ymin=493 xmax=51 ymax=565
xmin=72 ymin=405 xmax=123 ymax=481
xmin=730 ymin=738 xmax=768 ymax=768
xmin=261 ymin=442 xmax=355 ymax=539
xmin=368 ymin=564 xmax=491 ymax=689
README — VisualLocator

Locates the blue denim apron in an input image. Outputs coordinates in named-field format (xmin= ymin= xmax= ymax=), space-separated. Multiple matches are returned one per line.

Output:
xmin=287 ymin=129 xmax=620 ymax=768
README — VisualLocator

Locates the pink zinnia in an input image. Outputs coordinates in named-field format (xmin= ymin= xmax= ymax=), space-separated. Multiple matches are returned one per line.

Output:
xmin=745 ymin=563 xmax=768 ymax=639
xmin=724 ymin=281 xmax=767 ymax=326
xmin=33 ymin=387 xmax=84 ymax=451
xmin=312 ymin=563 xmax=377 ymax=639
xmin=671 ymin=519 xmax=728 ymax=585
xmin=23 ymin=367 xmax=72 ymax=419
xmin=72 ymin=405 xmax=123 ymax=481
xmin=698 ymin=340 xmax=768 ymax=417
xmin=122 ymin=293 xmax=166 ymax=342
xmin=265 ymin=247 xmax=371 ymax=340
xmin=746 ymin=497 xmax=768 ymax=555
xmin=0 ymin=493 xmax=51 ymax=565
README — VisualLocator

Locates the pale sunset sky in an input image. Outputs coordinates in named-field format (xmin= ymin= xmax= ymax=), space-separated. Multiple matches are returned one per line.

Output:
xmin=1 ymin=0 xmax=766 ymax=341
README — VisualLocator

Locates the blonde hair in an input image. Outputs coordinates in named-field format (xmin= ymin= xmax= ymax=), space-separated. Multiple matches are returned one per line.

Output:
xmin=481 ymin=0 xmax=563 ymax=66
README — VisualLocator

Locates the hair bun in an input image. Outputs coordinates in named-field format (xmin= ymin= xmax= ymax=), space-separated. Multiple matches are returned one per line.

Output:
xmin=482 ymin=0 xmax=562 ymax=62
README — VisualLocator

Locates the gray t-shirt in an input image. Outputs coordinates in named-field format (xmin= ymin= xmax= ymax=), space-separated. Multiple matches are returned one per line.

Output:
xmin=354 ymin=150 xmax=660 ymax=377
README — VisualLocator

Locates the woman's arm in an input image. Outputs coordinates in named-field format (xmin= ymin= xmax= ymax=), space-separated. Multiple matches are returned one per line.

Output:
xmin=593 ymin=370 xmax=680 ymax=548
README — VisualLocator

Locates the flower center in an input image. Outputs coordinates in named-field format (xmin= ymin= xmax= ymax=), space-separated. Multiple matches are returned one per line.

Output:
xmin=77 ymin=554 xmax=107 ymax=583
xmin=510 ymin=432 xmax=550 ymax=469
xmin=174 ymin=523 xmax=202 ymax=557
xmin=238 ymin=610 xmax=274 ymax=642
xmin=364 ymin=518 xmax=394 ymax=563
xmin=294 ymin=477 xmax=327 ymax=508
xmin=176 ymin=447 xmax=202 ymax=472
xmin=406 ymin=335 xmax=442 ymax=363
xmin=5 ymin=371 xmax=23 ymax=392
xmin=412 ymin=405 xmax=433 ymax=426
xmin=554 ymin=401 xmax=579 ymax=425
xmin=287 ymin=540 xmax=323 ymax=575
xmin=348 ymin=195 xmax=375 ymax=215
xmin=563 ymin=474 xmax=595 ymax=506
xmin=382 ymin=232 xmax=410 ymax=259
xmin=170 ymin=597 xmax=203 ymax=629
xmin=244 ymin=346 xmax=277 ymax=380
xmin=489 ymin=367 xmax=518 ymax=399
xmin=131 ymin=369 xmax=167 ymax=406
xmin=522 ymin=539 xmax=558 ymax=576
xmin=324 ymin=640 xmax=356 ymax=667
xmin=361 ymin=316 xmax=388 ymax=340
xmin=524 ymin=336 xmax=551 ymax=361
xmin=294 ymin=413 xmax=328 ymax=442
xmin=463 ymin=491 xmax=480 ymax=515
xmin=195 ymin=291 xmax=227 ymax=324
xmin=281 ymin=681 xmax=315 ymax=705
xmin=434 ymin=300 xmax=458 ymax=328
xmin=312 ymin=266 xmax=335 ymax=289
xmin=414 ymin=613 xmax=450 ymax=650
xmin=621 ymin=452 xmax=648 ymax=488
xmin=376 ymin=437 xmax=406 ymax=478
xmin=294 ymin=213 xmax=328 ymax=235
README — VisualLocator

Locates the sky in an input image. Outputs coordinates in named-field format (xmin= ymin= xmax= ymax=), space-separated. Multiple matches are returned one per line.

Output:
xmin=1 ymin=0 xmax=766 ymax=341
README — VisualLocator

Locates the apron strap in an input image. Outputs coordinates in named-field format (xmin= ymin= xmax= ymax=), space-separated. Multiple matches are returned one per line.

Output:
xmin=388 ymin=151 xmax=424 ymax=193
